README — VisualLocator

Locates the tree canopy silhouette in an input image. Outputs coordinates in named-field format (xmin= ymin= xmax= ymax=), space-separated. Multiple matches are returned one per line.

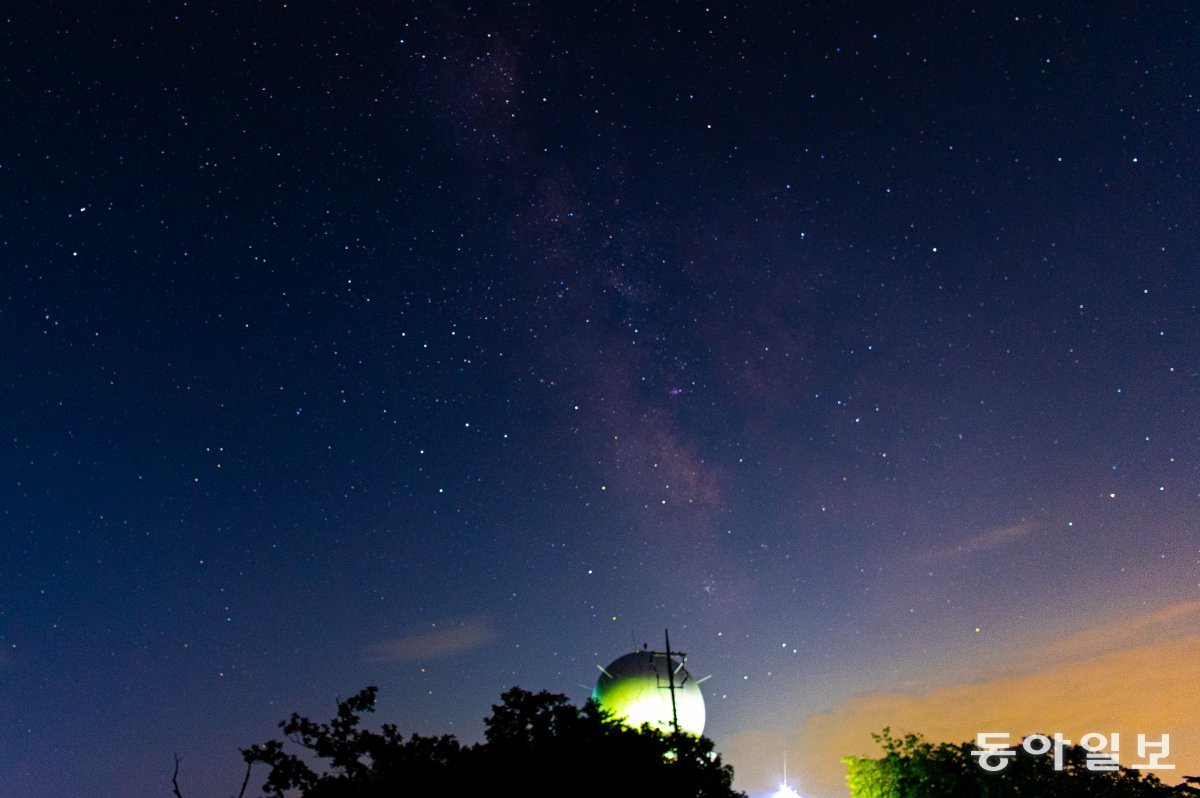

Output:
xmin=843 ymin=728 xmax=1200 ymax=798
xmin=239 ymin=685 xmax=744 ymax=798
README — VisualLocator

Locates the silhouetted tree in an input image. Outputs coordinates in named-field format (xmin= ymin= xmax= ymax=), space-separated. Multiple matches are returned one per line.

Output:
xmin=240 ymin=685 xmax=744 ymax=798
xmin=843 ymin=728 xmax=1200 ymax=798
xmin=240 ymin=686 xmax=461 ymax=797
xmin=476 ymin=686 xmax=741 ymax=798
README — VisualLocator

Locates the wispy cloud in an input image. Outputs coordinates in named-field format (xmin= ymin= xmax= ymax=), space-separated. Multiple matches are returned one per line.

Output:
xmin=726 ymin=608 xmax=1200 ymax=798
xmin=916 ymin=521 xmax=1035 ymax=562
xmin=956 ymin=521 xmax=1034 ymax=553
xmin=365 ymin=619 xmax=498 ymax=664
xmin=1034 ymin=600 xmax=1200 ymax=664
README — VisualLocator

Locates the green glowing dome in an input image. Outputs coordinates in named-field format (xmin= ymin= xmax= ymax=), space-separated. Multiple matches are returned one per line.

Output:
xmin=592 ymin=650 xmax=705 ymax=736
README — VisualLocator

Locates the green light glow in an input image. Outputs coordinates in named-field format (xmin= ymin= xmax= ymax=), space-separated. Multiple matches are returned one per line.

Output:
xmin=592 ymin=651 xmax=705 ymax=736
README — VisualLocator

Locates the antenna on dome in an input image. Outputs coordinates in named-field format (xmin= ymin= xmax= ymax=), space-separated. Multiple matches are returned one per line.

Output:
xmin=659 ymin=628 xmax=683 ymax=735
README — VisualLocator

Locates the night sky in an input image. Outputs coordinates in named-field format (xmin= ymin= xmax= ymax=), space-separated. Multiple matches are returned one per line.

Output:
xmin=3 ymin=3 xmax=1198 ymax=797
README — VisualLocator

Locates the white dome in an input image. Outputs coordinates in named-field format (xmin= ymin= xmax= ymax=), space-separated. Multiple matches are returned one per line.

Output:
xmin=592 ymin=650 xmax=705 ymax=736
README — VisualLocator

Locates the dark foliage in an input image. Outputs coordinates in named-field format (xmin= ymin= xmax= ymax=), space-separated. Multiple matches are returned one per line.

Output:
xmin=843 ymin=728 xmax=1200 ymax=798
xmin=241 ymin=685 xmax=744 ymax=798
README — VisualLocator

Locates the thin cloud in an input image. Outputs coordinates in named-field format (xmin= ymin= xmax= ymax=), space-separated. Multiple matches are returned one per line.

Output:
xmin=1034 ymin=600 xmax=1200 ymax=665
xmin=916 ymin=521 xmax=1035 ymax=563
xmin=365 ymin=619 xmax=498 ymax=664
xmin=955 ymin=521 xmax=1034 ymax=553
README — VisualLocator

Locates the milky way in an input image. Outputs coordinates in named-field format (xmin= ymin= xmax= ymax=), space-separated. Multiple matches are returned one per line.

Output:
xmin=2 ymin=4 xmax=1197 ymax=797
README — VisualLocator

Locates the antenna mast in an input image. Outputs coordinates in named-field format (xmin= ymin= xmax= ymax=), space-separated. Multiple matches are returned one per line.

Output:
xmin=660 ymin=628 xmax=682 ymax=735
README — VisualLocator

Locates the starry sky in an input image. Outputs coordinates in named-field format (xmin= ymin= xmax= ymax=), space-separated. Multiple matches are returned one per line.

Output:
xmin=3 ymin=3 xmax=1198 ymax=797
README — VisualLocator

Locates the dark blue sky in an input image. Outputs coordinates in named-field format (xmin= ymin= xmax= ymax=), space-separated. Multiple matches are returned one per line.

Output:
xmin=3 ymin=3 xmax=1197 ymax=796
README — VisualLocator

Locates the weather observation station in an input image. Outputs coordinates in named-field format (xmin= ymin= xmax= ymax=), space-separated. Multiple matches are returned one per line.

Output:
xmin=592 ymin=629 xmax=708 ymax=736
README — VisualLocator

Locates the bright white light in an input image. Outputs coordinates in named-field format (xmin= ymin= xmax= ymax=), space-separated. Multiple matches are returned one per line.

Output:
xmin=773 ymin=785 xmax=802 ymax=798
